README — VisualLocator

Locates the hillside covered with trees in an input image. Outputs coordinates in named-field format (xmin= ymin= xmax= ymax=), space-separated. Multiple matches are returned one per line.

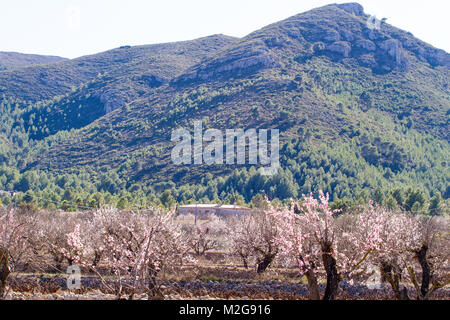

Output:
xmin=0 ymin=3 xmax=448 ymax=214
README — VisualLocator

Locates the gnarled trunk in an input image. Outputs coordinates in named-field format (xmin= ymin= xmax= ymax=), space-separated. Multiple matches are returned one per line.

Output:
xmin=416 ymin=245 xmax=431 ymax=299
xmin=52 ymin=253 xmax=65 ymax=273
xmin=397 ymin=287 xmax=410 ymax=300
xmin=256 ymin=254 xmax=275 ymax=274
xmin=322 ymin=243 xmax=340 ymax=300
xmin=240 ymin=253 xmax=249 ymax=269
xmin=381 ymin=263 xmax=410 ymax=300
xmin=92 ymin=250 xmax=102 ymax=268
xmin=0 ymin=248 xmax=10 ymax=298
xmin=147 ymin=264 xmax=163 ymax=300
xmin=305 ymin=270 xmax=320 ymax=300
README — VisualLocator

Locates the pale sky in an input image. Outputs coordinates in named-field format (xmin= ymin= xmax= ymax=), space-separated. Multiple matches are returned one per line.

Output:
xmin=0 ymin=0 xmax=448 ymax=59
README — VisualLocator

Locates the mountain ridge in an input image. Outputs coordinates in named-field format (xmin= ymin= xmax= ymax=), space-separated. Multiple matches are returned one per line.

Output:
xmin=0 ymin=51 xmax=67 ymax=71
xmin=0 ymin=34 xmax=238 ymax=104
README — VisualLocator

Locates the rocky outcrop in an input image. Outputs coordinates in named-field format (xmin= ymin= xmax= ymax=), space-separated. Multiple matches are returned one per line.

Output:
xmin=424 ymin=48 xmax=450 ymax=67
xmin=335 ymin=3 xmax=365 ymax=16
xmin=327 ymin=41 xmax=352 ymax=57
xmin=379 ymin=39 xmax=402 ymax=60
xmin=375 ymin=39 xmax=410 ymax=72
xmin=281 ymin=22 xmax=304 ymax=40
xmin=264 ymin=36 xmax=287 ymax=48
xmin=141 ymin=74 xmax=167 ymax=88
xmin=355 ymin=39 xmax=376 ymax=52
xmin=366 ymin=29 xmax=389 ymax=42
xmin=97 ymin=91 xmax=125 ymax=114
xmin=313 ymin=35 xmax=412 ymax=73
xmin=324 ymin=29 xmax=341 ymax=42
xmin=174 ymin=44 xmax=278 ymax=84
xmin=358 ymin=54 xmax=377 ymax=68
xmin=199 ymin=52 xmax=277 ymax=79
xmin=402 ymin=39 xmax=450 ymax=67
xmin=341 ymin=30 xmax=355 ymax=42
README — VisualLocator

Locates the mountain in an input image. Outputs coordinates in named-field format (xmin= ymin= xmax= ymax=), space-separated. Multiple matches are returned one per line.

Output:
xmin=0 ymin=3 xmax=448 ymax=211
xmin=0 ymin=52 xmax=67 ymax=71
xmin=0 ymin=35 xmax=237 ymax=105
xmin=0 ymin=35 xmax=238 ymax=155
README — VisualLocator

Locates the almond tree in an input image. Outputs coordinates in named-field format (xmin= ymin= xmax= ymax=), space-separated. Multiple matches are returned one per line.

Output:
xmin=354 ymin=206 xmax=434 ymax=300
xmin=0 ymin=208 xmax=30 ymax=299
xmin=335 ymin=206 xmax=449 ymax=300
xmin=61 ymin=208 xmax=192 ymax=300
xmin=406 ymin=216 xmax=449 ymax=300
xmin=227 ymin=217 xmax=252 ymax=269
xmin=30 ymin=211 xmax=81 ymax=272
xmin=272 ymin=205 xmax=322 ymax=299
xmin=227 ymin=210 xmax=279 ymax=273
xmin=356 ymin=207 xmax=421 ymax=300
xmin=334 ymin=206 xmax=385 ymax=282
xmin=57 ymin=211 xmax=106 ymax=268
xmin=271 ymin=192 xmax=376 ymax=300
xmin=182 ymin=214 xmax=227 ymax=256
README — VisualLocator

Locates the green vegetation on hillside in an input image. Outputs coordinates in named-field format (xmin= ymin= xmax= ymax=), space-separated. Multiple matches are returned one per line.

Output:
xmin=0 ymin=3 xmax=448 ymax=214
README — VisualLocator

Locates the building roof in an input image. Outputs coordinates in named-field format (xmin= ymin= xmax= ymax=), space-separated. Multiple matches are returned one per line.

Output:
xmin=219 ymin=205 xmax=251 ymax=210
xmin=180 ymin=204 xmax=220 ymax=209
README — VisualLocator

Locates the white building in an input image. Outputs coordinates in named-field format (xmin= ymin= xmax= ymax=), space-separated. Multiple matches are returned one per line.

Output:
xmin=178 ymin=204 xmax=251 ymax=218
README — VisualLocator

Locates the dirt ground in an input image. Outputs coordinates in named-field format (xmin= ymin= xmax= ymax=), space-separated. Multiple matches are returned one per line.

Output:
xmin=4 ymin=265 xmax=450 ymax=300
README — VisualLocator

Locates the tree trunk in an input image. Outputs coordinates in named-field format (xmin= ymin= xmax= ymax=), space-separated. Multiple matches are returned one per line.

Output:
xmin=322 ymin=243 xmax=340 ymax=300
xmin=256 ymin=255 xmax=274 ymax=274
xmin=92 ymin=250 xmax=102 ymax=268
xmin=147 ymin=265 xmax=163 ymax=300
xmin=381 ymin=263 xmax=410 ymax=300
xmin=240 ymin=254 xmax=249 ymax=269
xmin=53 ymin=254 xmax=64 ymax=273
xmin=397 ymin=287 xmax=410 ymax=300
xmin=416 ymin=245 xmax=431 ymax=299
xmin=0 ymin=248 xmax=10 ymax=299
xmin=305 ymin=270 xmax=320 ymax=300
